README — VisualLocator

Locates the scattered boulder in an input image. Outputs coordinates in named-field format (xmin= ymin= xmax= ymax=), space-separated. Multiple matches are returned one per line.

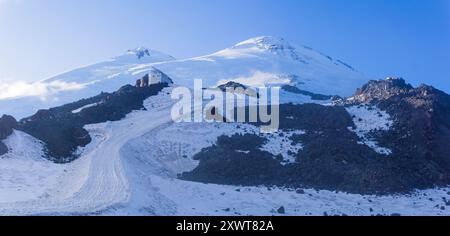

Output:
xmin=296 ymin=189 xmax=305 ymax=194
xmin=217 ymin=81 xmax=259 ymax=97
xmin=277 ymin=206 xmax=285 ymax=214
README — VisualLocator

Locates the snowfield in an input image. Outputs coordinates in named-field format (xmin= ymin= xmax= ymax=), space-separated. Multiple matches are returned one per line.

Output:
xmin=1 ymin=89 xmax=450 ymax=216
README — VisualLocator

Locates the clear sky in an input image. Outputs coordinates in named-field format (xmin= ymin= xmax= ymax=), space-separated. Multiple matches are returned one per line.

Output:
xmin=1 ymin=0 xmax=449 ymax=92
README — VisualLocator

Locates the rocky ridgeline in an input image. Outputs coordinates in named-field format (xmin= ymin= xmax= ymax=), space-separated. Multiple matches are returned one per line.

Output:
xmin=348 ymin=78 xmax=450 ymax=168
xmin=349 ymin=77 xmax=414 ymax=103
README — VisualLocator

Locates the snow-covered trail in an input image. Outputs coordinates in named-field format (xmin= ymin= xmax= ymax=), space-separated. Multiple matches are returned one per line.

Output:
xmin=0 ymin=94 xmax=175 ymax=215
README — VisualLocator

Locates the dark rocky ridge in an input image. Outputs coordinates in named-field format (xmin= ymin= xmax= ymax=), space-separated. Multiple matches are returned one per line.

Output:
xmin=348 ymin=78 xmax=450 ymax=167
xmin=182 ymin=78 xmax=450 ymax=194
xmin=0 ymin=115 xmax=18 ymax=155
xmin=353 ymin=78 xmax=450 ymax=188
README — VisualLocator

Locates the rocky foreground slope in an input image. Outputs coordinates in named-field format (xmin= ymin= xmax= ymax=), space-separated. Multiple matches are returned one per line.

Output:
xmin=1 ymin=76 xmax=449 ymax=195
xmin=182 ymin=78 xmax=450 ymax=194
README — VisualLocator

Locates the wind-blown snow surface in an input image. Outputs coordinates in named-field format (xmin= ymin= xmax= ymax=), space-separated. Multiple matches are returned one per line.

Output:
xmin=0 ymin=48 xmax=175 ymax=119
xmin=0 ymin=36 xmax=367 ymax=119
xmin=1 ymin=89 xmax=450 ymax=216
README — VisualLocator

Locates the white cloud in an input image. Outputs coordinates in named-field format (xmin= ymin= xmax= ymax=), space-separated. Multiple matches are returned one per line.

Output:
xmin=0 ymin=80 xmax=85 ymax=100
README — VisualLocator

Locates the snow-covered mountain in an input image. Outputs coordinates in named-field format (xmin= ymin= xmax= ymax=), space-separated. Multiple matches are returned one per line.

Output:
xmin=0 ymin=48 xmax=175 ymax=119
xmin=7 ymin=36 xmax=450 ymax=216
xmin=136 ymin=36 xmax=367 ymax=95
xmin=0 ymin=36 xmax=367 ymax=119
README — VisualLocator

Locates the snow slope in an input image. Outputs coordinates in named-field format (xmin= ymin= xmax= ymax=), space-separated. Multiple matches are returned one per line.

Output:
xmin=0 ymin=48 xmax=175 ymax=119
xmin=0 ymin=131 xmax=65 ymax=203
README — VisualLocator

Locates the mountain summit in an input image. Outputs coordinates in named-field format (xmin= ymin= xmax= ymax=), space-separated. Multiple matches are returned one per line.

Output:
xmin=230 ymin=36 xmax=297 ymax=53
xmin=115 ymin=47 xmax=176 ymax=63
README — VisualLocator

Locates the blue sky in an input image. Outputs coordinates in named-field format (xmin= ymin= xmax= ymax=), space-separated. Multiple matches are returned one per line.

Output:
xmin=1 ymin=0 xmax=449 ymax=92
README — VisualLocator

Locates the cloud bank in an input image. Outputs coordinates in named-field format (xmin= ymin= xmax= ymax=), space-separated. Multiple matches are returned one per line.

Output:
xmin=0 ymin=80 xmax=85 ymax=100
